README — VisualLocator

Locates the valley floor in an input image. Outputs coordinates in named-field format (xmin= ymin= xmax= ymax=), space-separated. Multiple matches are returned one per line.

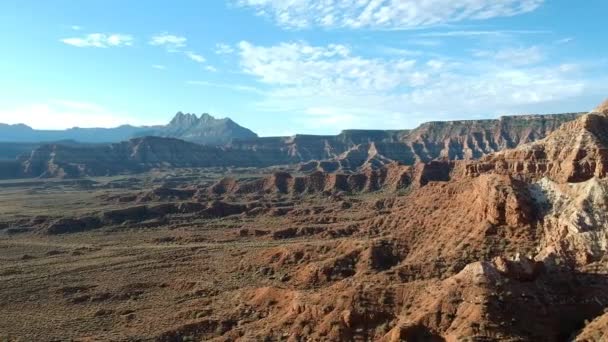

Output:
xmin=1 ymin=169 xmax=607 ymax=341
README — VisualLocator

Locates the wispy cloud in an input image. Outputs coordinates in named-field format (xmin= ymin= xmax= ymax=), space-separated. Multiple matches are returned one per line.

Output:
xmin=61 ymin=33 xmax=133 ymax=48
xmin=473 ymin=46 xmax=544 ymax=66
xmin=409 ymin=39 xmax=443 ymax=47
xmin=555 ymin=37 xmax=574 ymax=44
xmin=187 ymin=80 xmax=264 ymax=94
xmin=150 ymin=33 xmax=213 ymax=70
xmin=204 ymin=65 xmax=218 ymax=72
xmin=149 ymin=33 xmax=187 ymax=51
xmin=377 ymin=46 xmax=425 ymax=57
xmin=215 ymin=43 xmax=235 ymax=54
xmin=417 ymin=29 xmax=550 ymax=37
xmin=185 ymin=51 xmax=206 ymax=63
xmin=234 ymin=40 xmax=590 ymax=131
xmin=236 ymin=0 xmax=544 ymax=30
xmin=152 ymin=64 xmax=166 ymax=70
xmin=238 ymin=41 xmax=416 ymax=89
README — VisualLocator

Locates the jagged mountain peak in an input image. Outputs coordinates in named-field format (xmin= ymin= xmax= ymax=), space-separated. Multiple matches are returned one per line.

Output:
xmin=170 ymin=112 xmax=234 ymax=125
xmin=199 ymin=113 xmax=215 ymax=121
xmin=0 ymin=110 xmax=258 ymax=145
xmin=169 ymin=112 xmax=200 ymax=125
xmin=160 ymin=111 xmax=258 ymax=145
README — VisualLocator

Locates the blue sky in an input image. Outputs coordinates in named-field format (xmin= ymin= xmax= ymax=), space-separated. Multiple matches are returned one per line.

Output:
xmin=0 ymin=0 xmax=607 ymax=136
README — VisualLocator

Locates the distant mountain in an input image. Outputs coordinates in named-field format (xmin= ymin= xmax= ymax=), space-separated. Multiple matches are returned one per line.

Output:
xmin=0 ymin=141 xmax=98 ymax=160
xmin=0 ymin=123 xmax=155 ymax=143
xmin=0 ymin=112 xmax=257 ymax=145
xmin=7 ymin=136 xmax=263 ymax=179
xmin=137 ymin=112 xmax=258 ymax=145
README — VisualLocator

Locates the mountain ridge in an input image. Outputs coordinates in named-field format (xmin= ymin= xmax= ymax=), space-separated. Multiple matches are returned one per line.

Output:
xmin=0 ymin=112 xmax=256 ymax=145
xmin=0 ymin=111 xmax=589 ymax=179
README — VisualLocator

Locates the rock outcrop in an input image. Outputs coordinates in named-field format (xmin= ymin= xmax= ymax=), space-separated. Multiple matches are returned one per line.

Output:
xmin=207 ymin=165 xmax=413 ymax=196
xmin=532 ymin=177 xmax=608 ymax=267
xmin=381 ymin=103 xmax=608 ymax=270
xmin=593 ymin=98 xmax=608 ymax=114
xmin=466 ymin=112 xmax=608 ymax=183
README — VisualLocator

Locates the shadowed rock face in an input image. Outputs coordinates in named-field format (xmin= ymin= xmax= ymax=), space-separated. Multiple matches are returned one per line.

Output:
xmin=206 ymin=164 xmax=414 ymax=196
xmin=0 ymin=160 xmax=22 ymax=179
xmin=18 ymin=137 xmax=261 ymax=178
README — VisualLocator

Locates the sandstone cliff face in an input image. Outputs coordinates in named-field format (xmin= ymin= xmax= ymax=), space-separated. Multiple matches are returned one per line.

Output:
xmin=466 ymin=112 xmax=608 ymax=183
xmin=234 ymin=113 xmax=582 ymax=172
xmin=405 ymin=114 xmax=580 ymax=160
xmin=531 ymin=177 xmax=608 ymax=266
xmin=405 ymin=112 xmax=608 ymax=277
xmin=405 ymin=107 xmax=608 ymax=269
xmin=329 ymin=102 xmax=608 ymax=340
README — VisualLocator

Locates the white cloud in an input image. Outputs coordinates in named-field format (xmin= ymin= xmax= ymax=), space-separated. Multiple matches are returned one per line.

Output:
xmin=149 ymin=33 xmax=187 ymax=51
xmin=303 ymin=107 xmax=357 ymax=128
xmin=204 ymin=65 xmax=218 ymax=72
xmin=71 ymin=25 xmax=82 ymax=31
xmin=409 ymin=39 xmax=442 ymax=47
xmin=236 ymin=0 xmax=544 ymax=29
xmin=473 ymin=46 xmax=544 ymax=66
xmin=238 ymin=41 xmax=415 ymax=91
xmin=417 ymin=29 xmax=549 ymax=37
xmin=152 ymin=64 xmax=166 ymax=70
xmin=185 ymin=51 xmax=206 ymax=63
xmin=556 ymin=37 xmax=574 ymax=45
xmin=150 ymin=34 xmax=212 ymax=67
xmin=0 ymin=100 xmax=150 ymax=129
xmin=61 ymin=33 xmax=133 ymax=48
xmin=215 ymin=43 xmax=235 ymax=54
xmin=377 ymin=46 xmax=425 ymax=57
xmin=235 ymin=40 xmax=589 ymax=131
